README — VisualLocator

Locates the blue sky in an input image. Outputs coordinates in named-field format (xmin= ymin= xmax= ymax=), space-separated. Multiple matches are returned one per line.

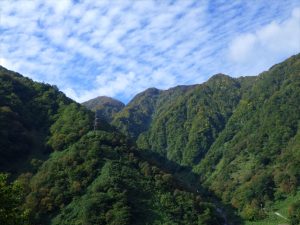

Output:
xmin=0 ymin=0 xmax=299 ymax=103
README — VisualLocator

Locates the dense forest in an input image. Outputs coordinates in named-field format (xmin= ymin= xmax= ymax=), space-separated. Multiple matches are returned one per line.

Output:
xmin=0 ymin=54 xmax=299 ymax=225
xmin=0 ymin=66 xmax=224 ymax=225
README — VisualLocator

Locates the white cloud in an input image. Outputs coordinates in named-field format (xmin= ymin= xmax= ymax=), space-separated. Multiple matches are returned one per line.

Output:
xmin=65 ymin=71 xmax=137 ymax=102
xmin=0 ymin=58 xmax=15 ymax=71
xmin=228 ymin=34 xmax=256 ymax=62
xmin=0 ymin=0 xmax=299 ymax=103
xmin=228 ymin=7 xmax=300 ymax=75
xmin=45 ymin=0 xmax=72 ymax=14
xmin=47 ymin=27 xmax=67 ymax=44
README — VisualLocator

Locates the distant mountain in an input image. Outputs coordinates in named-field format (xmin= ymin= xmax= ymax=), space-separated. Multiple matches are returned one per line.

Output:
xmin=82 ymin=96 xmax=125 ymax=122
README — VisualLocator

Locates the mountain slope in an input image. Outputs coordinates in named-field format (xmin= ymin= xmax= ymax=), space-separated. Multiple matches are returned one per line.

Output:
xmin=0 ymin=66 xmax=93 ymax=174
xmin=25 ymin=130 xmax=223 ymax=225
xmin=194 ymin=54 xmax=300 ymax=220
xmin=137 ymin=74 xmax=255 ymax=165
xmin=112 ymin=85 xmax=198 ymax=140
xmin=111 ymin=88 xmax=162 ymax=139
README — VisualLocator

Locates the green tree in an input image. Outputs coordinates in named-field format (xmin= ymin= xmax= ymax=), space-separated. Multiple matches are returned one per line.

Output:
xmin=0 ymin=173 xmax=29 ymax=225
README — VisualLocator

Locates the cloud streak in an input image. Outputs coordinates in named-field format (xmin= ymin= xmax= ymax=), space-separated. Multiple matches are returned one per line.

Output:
xmin=228 ymin=7 xmax=300 ymax=75
xmin=0 ymin=0 xmax=299 ymax=103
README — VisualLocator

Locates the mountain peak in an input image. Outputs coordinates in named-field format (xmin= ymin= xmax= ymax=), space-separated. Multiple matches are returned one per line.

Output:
xmin=82 ymin=96 xmax=124 ymax=108
xmin=208 ymin=73 xmax=231 ymax=81
xmin=82 ymin=96 xmax=125 ymax=122
xmin=127 ymin=87 xmax=162 ymax=106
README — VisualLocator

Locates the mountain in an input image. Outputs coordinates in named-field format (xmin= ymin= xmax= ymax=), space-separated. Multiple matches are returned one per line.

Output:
xmin=1 ymin=53 xmax=299 ymax=225
xmin=137 ymin=74 xmax=255 ymax=166
xmin=82 ymin=96 xmax=125 ymax=122
xmin=0 ymin=66 xmax=224 ymax=225
xmin=110 ymin=74 xmax=255 ymax=166
xmin=100 ymin=54 xmax=300 ymax=223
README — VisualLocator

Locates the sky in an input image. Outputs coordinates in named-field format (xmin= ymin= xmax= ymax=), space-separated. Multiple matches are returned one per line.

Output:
xmin=0 ymin=0 xmax=300 ymax=103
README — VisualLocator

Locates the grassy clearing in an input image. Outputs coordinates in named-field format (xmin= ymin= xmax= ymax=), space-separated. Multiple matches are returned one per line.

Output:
xmin=245 ymin=191 xmax=300 ymax=225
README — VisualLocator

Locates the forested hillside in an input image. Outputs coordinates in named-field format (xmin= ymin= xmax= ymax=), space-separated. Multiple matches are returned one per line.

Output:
xmin=107 ymin=74 xmax=255 ymax=166
xmin=87 ymin=54 xmax=300 ymax=224
xmin=111 ymin=85 xmax=198 ymax=140
xmin=0 ymin=66 xmax=225 ymax=225
xmin=195 ymin=54 xmax=300 ymax=220
xmin=0 ymin=66 xmax=93 ymax=174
